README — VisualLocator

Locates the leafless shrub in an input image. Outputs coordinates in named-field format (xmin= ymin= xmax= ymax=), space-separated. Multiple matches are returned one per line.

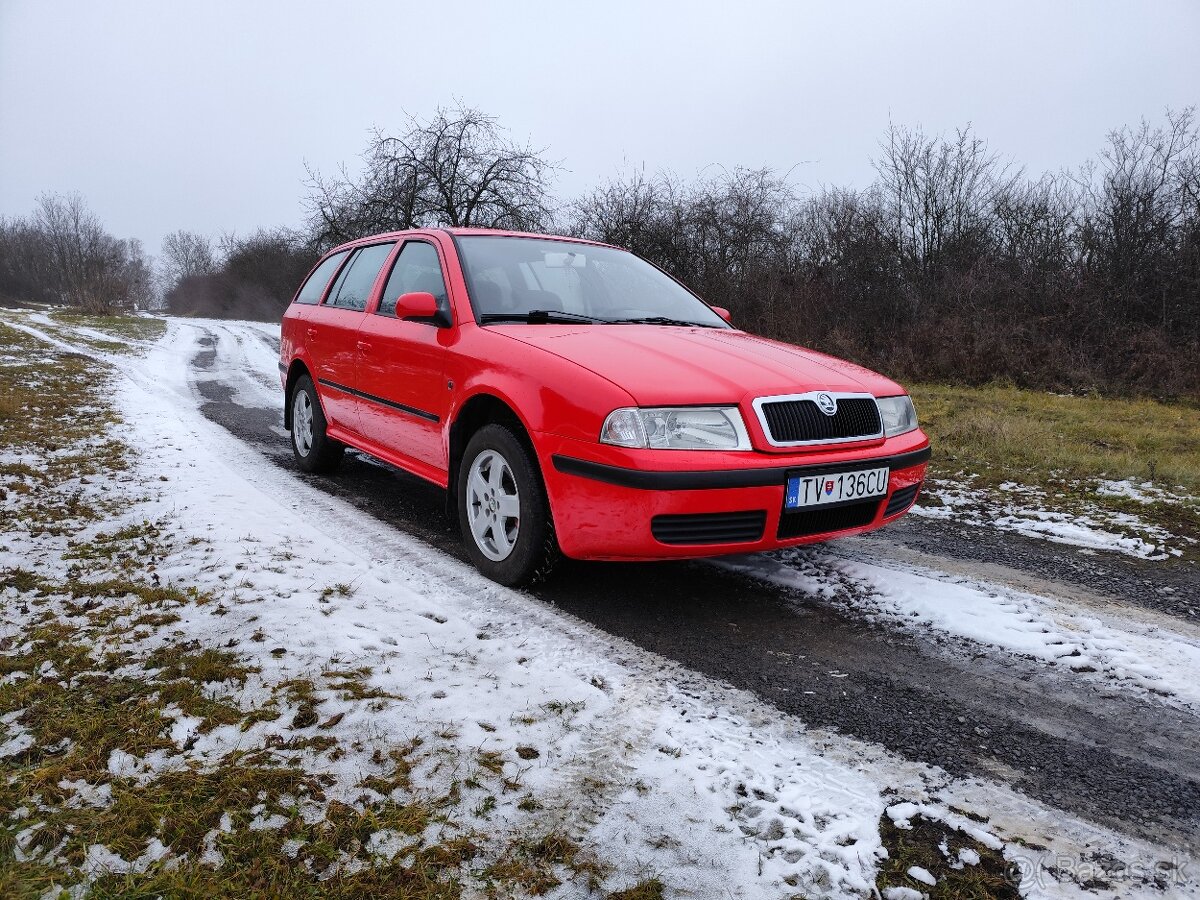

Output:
xmin=874 ymin=123 xmax=1020 ymax=274
xmin=164 ymin=229 xmax=315 ymax=321
xmin=569 ymin=111 xmax=1200 ymax=398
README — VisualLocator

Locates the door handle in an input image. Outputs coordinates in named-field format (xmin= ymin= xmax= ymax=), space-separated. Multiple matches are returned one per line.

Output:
xmin=356 ymin=341 xmax=371 ymax=353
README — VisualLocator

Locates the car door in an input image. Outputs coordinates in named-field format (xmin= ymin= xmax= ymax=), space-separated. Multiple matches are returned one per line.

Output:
xmin=305 ymin=241 xmax=396 ymax=435
xmin=355 ymin=238 xmax=454 ymax=474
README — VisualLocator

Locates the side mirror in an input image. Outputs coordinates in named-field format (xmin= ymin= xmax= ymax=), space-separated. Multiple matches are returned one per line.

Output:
xmin=711 ymin=305 xmax=733 ymax=324
xmin=394 ymin=291 xmax=439 ymax=320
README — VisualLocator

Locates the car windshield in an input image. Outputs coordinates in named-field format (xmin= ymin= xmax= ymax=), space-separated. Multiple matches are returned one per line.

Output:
xmin=456 ymin=236 xmax=728 ymax=328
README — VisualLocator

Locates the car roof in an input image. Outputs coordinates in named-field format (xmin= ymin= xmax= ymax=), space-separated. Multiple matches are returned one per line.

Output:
xmin=327 ymin=227 xmax=621 ymax=255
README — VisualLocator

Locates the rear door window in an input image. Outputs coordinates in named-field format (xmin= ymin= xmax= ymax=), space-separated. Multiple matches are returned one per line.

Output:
xmin=294 ymin=250 xmax=349 ymax=305
xmin=326 ymin=242 xmax=396 ymax=311
xmin=377 ymin=241 xmax=449 ymax=318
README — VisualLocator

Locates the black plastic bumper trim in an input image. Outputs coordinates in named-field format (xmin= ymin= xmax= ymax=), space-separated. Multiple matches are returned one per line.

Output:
xmin=651 ymin=510 xmax=768 ymax=545
xmin=551 ymin=445 xmax=931 ymax=491
xmin=884 ymin=481 xmax=922 ymax=517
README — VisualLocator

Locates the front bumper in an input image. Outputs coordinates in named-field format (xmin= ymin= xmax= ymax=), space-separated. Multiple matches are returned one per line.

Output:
xmin=536 ymin=431 xmax=930 ymax=560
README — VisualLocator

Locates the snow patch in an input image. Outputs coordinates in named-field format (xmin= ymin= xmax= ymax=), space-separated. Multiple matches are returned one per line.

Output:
xmin=907 ymin=865 xmax=936 ymax=886
xmin=730 ymin=550 xmax=1200 ymax=713
xmin=914 ymin=478 xmax=1192 ymax=560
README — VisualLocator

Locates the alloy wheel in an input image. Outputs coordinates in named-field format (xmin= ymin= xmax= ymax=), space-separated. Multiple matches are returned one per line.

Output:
xmin=466 ymin=449 xmax=521 ymax=561
xmin=293 ymin=389 xmax=314 ymax=457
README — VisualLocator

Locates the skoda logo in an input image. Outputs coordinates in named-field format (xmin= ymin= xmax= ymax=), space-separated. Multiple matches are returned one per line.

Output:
xmin=816 ymin=393 xmax=838 ymax=416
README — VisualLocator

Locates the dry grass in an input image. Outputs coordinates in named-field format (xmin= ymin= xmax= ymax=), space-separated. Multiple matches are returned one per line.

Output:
xmin=483 ymin=833 xmax=607 ymax=896
xmin=913 ymin=383 xmax=1200 ymax=492
xmin=46 ymin=309 xmax=166 ymax=344
xmin=0 ymin=322 xmax=128 ymax=543
xmin=876 ymin=814 xmax=1020 ymax=899
xmin=913 ymin=382 xmax=1200 ymax=549
xmin=0 ymin=388 xmax=19 ymax=421
xmin=607 ymin=879 xmax=665 ymax=899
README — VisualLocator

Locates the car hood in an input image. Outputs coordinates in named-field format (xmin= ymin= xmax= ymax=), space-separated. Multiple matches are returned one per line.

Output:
xmin=496 ymin=326 xmax=904 ymax=405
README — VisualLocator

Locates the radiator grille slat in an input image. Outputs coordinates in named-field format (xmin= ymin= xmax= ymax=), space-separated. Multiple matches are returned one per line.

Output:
xmin=652 ymin=510 xmax=767 ymax=545
xmin=760 ymin=397 xmax=882 ymax=444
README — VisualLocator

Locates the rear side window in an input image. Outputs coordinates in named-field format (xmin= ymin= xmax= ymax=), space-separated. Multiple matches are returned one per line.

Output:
xmin=378 ymin=241 xmax=449 ymax=317
xmin=326 ymin=242 xmax=396 ymax=311
xmin=294 ymin=250 xmax=349 ymax=305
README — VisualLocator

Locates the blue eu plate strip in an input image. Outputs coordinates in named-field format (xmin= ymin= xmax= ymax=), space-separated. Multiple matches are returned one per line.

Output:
xmin=785 ymin=476 xmax=801 ymax=509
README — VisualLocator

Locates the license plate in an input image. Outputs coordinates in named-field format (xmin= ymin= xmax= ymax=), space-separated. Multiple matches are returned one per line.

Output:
xmin=785 ymin=467 xmax=889 ymax=509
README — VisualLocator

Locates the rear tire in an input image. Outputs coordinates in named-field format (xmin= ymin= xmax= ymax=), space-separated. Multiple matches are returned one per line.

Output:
xmin=290 ymin=374 xmax=344 ymax=474
xmin=458 ymin=424 xmax=558 ymax=586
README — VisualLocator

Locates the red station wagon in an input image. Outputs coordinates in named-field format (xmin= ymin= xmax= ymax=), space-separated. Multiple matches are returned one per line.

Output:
xmin=280 ymin=229 xmax=930 ymax=585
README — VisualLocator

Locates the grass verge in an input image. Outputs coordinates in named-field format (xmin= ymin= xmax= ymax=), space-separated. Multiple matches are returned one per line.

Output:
xmin=912 ymin=383 xmax=1200 ymax=556
xmin=46 ymin=310 xmax=166 ymax=346
xmin=0 ymin=321 xmax=629 ymax=898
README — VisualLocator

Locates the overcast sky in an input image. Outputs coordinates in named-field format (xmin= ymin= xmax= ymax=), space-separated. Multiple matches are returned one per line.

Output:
xmin=2 ymin=0 xmax=1197 ymax=256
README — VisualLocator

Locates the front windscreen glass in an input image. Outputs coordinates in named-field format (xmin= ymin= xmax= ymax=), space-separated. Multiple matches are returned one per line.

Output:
xmin=456 ymin=236 xmax=728 ymax=328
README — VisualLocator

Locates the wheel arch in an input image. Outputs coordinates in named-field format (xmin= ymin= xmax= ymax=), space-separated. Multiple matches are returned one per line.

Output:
xmin=283 ymin=359 xmax=313 ymax=430
xmin=447 ymin=392 xmax=541 ymax=515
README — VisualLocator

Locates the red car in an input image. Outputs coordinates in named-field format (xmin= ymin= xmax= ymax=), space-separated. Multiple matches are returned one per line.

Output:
xmin=280 ymin=229 xmax=929 ymax=585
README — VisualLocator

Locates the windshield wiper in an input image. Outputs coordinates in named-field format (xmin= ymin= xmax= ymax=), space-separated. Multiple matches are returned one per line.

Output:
xmin=480 ymin=309 xmax=605 ymax=325
xmin=606 ymin=316 xmax=719 ymax=328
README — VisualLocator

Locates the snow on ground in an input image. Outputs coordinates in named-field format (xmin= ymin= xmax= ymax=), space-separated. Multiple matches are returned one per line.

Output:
xmin=912 ymin=479 xmax=1193 ymax=561
xmin=2 ymin=310 xmax=1197 ymax=898
xmin=186 ymin=316 xmax=284 ymax=410
xmin=27 ymin=311 xmax=140 ymax=349
xmin=724 ymin=549 xmax=1200 ymax=714
xmin=1095 ymin=479 xmax=1188 ymax=505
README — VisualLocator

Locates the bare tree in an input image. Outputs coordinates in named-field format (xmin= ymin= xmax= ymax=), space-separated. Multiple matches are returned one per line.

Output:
xmin=874 ymin=123 xmax=1019 ymax=274
xmin=571 ymin=165 xmax=798 ymax=334
xmin=569 ymin=167 xmax=666 ymax=247
xmin=1076 ymin=107 xmax=1200 ymax=330
xmin=30 ymin=192 xmax=149 ymax=312
xmin=0 ymin=216 xmax=55 ymax=305
xmin=306 ymin=104 xmax=556 ymax=249
xmin=35 ymin=192 xmax=107 ymax=305
xmin=142 ymin=108 xmax=1200 ymax=395
xmin=160 ymin=230 xmax=217 ymax=286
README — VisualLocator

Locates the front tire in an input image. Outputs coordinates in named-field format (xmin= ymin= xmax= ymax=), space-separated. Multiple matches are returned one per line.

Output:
xmin=458 ymin=424 xmax=558 ymax=586
xmin=290 ymin=375 xmax=344 ymax=474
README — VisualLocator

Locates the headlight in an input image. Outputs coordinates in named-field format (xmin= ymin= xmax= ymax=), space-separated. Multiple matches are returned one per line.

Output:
xmin=600 ymin=406 xmax=752 ymax=450
xmin=877 ymin=395 xmax=918 ymax=437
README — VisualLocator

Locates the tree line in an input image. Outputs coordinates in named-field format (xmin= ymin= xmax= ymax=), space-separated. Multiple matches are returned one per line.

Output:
xmin=2 ymin=105 xmax=1196 ymax=397
xmin=0 ymin=193 xmax=154 ymax=313
xmin=577 ymin=112 xmax=1200 ymax=398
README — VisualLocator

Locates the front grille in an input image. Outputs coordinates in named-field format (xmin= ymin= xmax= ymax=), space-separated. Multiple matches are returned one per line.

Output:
xmin=777 ymin=499 xmax=880 ymax=540
xmin=884 ymin=482 xmax=921 ymax=517
xmin=759 ymin=397 xmax=882 ymax=444
xmin=651 ymin=510 xmax=767 ymax=545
